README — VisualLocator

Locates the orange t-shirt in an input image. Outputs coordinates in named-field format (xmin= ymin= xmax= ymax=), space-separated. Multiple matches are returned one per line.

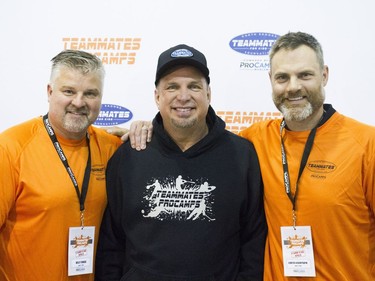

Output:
xmin=0 ymin=117 xmax=121 ymax=281
xmin=239 ymin=111 xmax=375 ymax=280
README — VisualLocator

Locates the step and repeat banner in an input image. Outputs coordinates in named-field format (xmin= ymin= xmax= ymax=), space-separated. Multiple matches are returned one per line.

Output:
xmin=1 ymin=0 xmax=374 ymax=133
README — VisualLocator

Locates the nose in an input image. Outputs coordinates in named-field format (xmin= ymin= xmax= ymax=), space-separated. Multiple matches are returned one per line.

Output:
xmin=286 ymin=76 xmax=301 ymax=93
xmin=71 ymin=93 xmax=86 ymax=107
xmin=176 ymin=87 xmax=191 ymax=101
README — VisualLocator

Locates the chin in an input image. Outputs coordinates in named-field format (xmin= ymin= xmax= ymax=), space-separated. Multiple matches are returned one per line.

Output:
xmin=283 ymin=112 xmax=311 ymax=122
xmin=64 ymin=121 xmax=90 ymax=133
xmin=281 ymin=107 xmax=313 ymax=122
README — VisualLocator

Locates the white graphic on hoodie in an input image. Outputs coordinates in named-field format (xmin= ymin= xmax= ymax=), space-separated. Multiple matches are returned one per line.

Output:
xmin=141 ymin=175 xmax=216 ymax=221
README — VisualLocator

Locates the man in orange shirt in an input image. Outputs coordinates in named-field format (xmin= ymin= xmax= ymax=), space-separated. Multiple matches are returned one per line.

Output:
xmin=239 ymin=31 xmax=375 ymax=280
xmin=0 ymin=50 xmax=122 ymax=280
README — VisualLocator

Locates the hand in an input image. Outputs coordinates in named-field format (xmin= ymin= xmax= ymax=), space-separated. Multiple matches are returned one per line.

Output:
xmin=126 ymin=121 xmax=153 ymax=150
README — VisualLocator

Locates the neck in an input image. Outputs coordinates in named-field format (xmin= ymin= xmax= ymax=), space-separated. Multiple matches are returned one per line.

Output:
xmin=167 ymin=124 xmax=209 ymax=152
xmin=285 ymin=108 xmax=324 ymax=132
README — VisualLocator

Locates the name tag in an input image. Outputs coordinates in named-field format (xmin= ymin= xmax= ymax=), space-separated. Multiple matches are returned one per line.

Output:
xmin=68 ymin=226 xmax=95 ymax=276
xmin=280 ymin=226 xmax=316 ymax=277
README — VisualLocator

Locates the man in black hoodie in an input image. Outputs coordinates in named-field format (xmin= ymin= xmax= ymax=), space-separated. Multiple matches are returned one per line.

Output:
xmin=95 ymin=44 xmax=267 ymax=281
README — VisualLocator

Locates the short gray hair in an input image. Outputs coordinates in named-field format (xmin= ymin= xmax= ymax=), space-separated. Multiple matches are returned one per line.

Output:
xmin=269 ymin=32 xmax=325 ymax=69
xmin=50 ymin=49 xmax=105 ymax=83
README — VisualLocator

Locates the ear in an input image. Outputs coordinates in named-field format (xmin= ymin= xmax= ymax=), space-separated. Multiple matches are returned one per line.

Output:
xmin=154 ymin=89 xmax=160 ymax=109
xmin=207 ymin=86 xmax=212 ymax=103
xmin=47 ymin=84 xmax=53 ymax=102
xmin=322 ymin=65 xmax=329 ymax=86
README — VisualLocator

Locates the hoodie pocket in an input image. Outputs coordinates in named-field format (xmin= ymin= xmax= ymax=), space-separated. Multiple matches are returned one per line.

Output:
xmin=120 ymin=266 xmax=216 ymax=281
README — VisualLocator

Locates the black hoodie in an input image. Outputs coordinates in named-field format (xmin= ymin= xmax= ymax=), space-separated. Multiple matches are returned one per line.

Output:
xmin=95 ymin=106 xmax=267 ymax=281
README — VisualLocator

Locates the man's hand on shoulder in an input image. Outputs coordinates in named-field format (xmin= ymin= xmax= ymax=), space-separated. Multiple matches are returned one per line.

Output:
xmin=127 ymin=121 xmax=153 ymax=150
xmin=102 ymin=121 xmax=153 ymax=150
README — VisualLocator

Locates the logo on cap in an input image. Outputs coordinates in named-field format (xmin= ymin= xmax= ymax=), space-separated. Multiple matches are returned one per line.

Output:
xmin=171 ymin=49 xmax=194 ymax=58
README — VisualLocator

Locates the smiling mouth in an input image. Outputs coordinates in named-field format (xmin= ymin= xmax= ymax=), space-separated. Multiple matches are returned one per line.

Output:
xmin=174 ymin=107 xmax=193 ymax=112
xmin=67 ymin=111 xmax=87 ymax=116
xmin=173 ymin=107 xmax=195 ymax=118
xmin=287 ymin=96 xmax=304 ymax=101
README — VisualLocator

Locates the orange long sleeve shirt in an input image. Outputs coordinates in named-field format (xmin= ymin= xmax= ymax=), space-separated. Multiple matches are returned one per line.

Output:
xmin=239 ymin=110 xmax=375 ymax=280
xmin=0 ymin=117 xmax=121 ymax=281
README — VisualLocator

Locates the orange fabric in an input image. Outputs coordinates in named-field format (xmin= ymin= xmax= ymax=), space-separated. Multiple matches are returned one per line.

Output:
xmin=0 ymin=117 xmax=121 ymax=281
xmin=239 ymin=112 xmax=375 ymax=280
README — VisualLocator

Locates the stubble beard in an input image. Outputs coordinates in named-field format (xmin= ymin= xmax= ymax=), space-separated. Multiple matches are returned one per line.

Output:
xmin=171 ymin=116 xmax=197 ymax=129
xmin=62 ymin=114 xmax=91 ymax=133
xmin=280 ymin=103 xmax=314 ymax=122
xmin=274 ymin=89 xmax=325 ymax=122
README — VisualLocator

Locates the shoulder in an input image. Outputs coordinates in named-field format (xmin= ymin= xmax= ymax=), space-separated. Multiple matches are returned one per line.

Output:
xmin=0 ymin=117 xmax=43 ymax=148
xmin=239 ymin=119 xmax=281 ymax=141
xmin=88 ymin=126 xmax=122 ymax=147
xmin=331 ymin=112 xmax=375 ymax=139
xmin=220 ymin=130 xmax=259 ymax=159
xmin=339 ymin=113 xmax=375 ymax=130
xmin=224 ymin=129 xmax=252 ymax=146
xmin=336 ymin=113 xmax=375 ymax=145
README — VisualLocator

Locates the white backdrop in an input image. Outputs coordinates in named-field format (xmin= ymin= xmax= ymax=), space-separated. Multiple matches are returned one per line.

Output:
xmin=1 ymin=0 xmax=374 ymax=133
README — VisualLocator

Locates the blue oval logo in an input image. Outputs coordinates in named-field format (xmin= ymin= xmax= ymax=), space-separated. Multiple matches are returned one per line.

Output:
xmin=229 ymin=32 xmax=279 ymax=56
xmin=94 ymin=104 xmax=133 ymax=126
xmin=171 ymin=49 xmax=193 ymax=58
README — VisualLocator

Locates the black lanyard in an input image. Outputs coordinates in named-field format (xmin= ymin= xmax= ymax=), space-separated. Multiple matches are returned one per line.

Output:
xmin=43 ymin=114 xmax=91 ymax=227
xmin=280 ymin=117 xmax=322 ymax=227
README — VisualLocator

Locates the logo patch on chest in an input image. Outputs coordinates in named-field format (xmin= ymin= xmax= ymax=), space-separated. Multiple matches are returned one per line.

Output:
xmin=141 ymin=175 xmax=216 ymax=221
